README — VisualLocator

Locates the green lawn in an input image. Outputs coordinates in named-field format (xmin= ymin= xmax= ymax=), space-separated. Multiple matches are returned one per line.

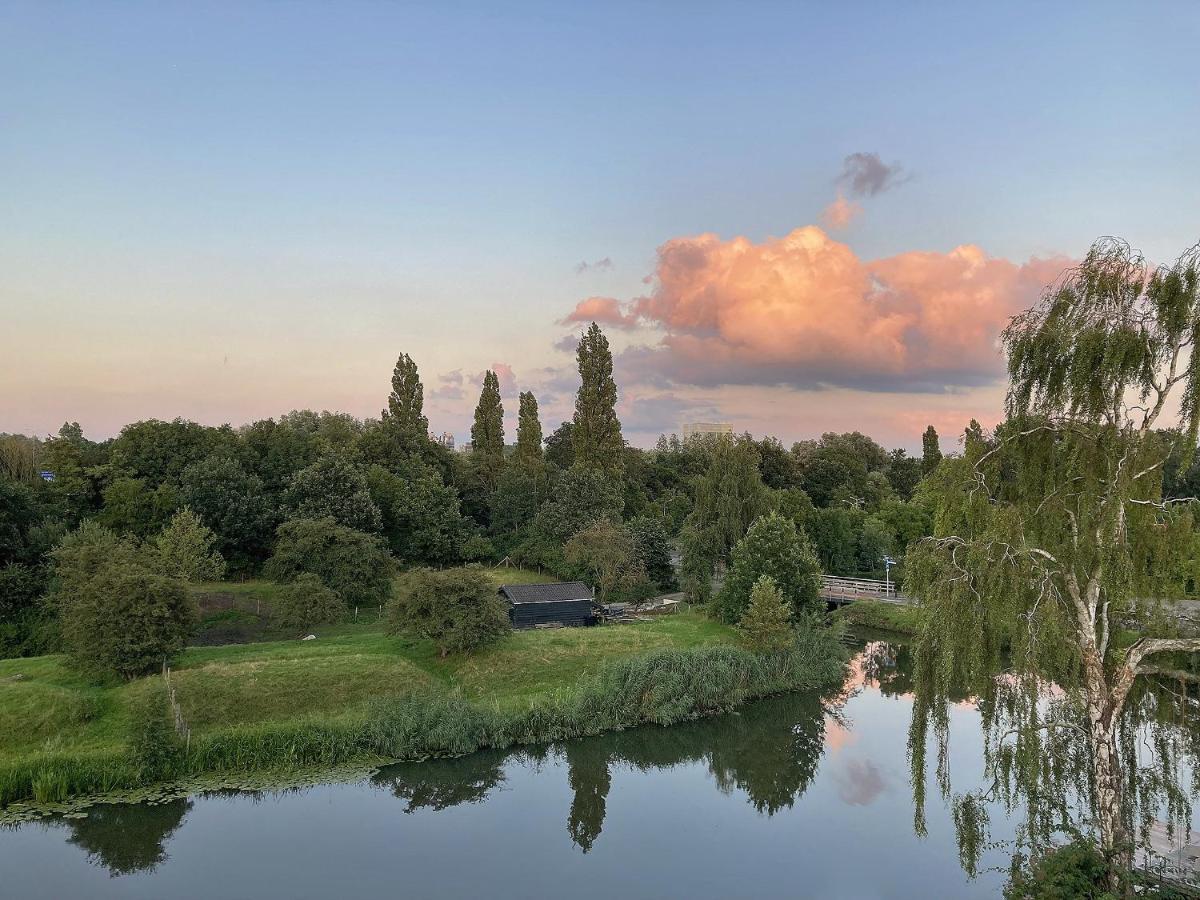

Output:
xmin=0 ymin=609 xmax=737 ymax=762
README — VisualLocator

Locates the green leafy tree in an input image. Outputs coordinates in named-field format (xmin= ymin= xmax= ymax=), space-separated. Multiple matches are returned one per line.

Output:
xmin=151 ymin=507 xmax=226 ymax=583
xmin=108 ymin=419 xmax=239 ymax=487
xmin=544 ymin=421 xmax=575 ymax=469
xmin=532 ymin=467 xmax=624 ymax=547
xmin=0 ymin=563 xmax=48 ymax=657
xmin=59 ymin=561 xmax=196 ymax=678
xmin=37 ymin=422 xmax=104 ymax=525
xmin=367 ymin=464 xmax=489 ymax=565
xmin=274 ymin=573 xmax=345 ymax=631
xmin=265 ymin=517 xmax=394 ymax=608
xmin=356 ymin=415 xmax=456 ymax=485
xmin=488 ymin=462 xmax=551 ymax=544
xmin=516 ymin=391 xmax=543 ymax=464
xmin=386 ymin=566 xmax=510 ymax=657
xmin=714 ymin=512 xmax=821 ymax=624
xmin=921 ymin=425 xmax=942 ymax=475
xmin=48 ymin=520 xmax=144 ymax=596
xmin=97 ymin=477 xmax=179 ymax=538
xmin=471 ymin=370 xmax=505 ymax=482
xmin=386 ymin=352 xmax=429 ymax=435
xmin=0 ymin=477 xmax=41 ymax=566
xmin=755 ymin=437 xmax=798 ymax=490
xmin=679 ymin=437 xmax=774 ymax=602
xmin=737 ymin=575 xmax=795 ymax=653
xmin=565 ymin=520 xmax=653 ymax=604
xmin=884 ymin=448 xmax=923 ymax=500
xmin=907 ymin=238 xmax=1200 ymax=884
xmin=238 ymin=417 xmax=321 ymax=490
xmin=628 ymin=515 xmax=676 ymax=591
xmin=282 ymin=454 xmax=382 ymax=533
xmin=572 ymin=323 xmax=624 ymax=474
xmin=178 ymin=457 xmax=277 ymax=571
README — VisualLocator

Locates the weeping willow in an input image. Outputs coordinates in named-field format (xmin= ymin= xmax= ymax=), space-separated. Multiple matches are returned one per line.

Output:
xmin=907 ymin=238 xmax=1200 ymax=888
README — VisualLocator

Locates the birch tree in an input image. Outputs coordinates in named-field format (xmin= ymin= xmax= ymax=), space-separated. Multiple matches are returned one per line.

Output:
xmin=906 ymin=238 xmax=1200 ymax=886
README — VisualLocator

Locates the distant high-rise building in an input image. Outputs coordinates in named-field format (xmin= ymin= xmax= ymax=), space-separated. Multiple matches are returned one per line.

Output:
xmin=682 ymin=422 xmax=733 ymax=440
xmin=429 ymin=431 xmax=456 ymax=450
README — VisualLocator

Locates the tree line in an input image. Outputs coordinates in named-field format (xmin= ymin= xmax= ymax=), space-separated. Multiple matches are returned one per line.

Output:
xmin=0 ymin=319 xmax=944 ymax=667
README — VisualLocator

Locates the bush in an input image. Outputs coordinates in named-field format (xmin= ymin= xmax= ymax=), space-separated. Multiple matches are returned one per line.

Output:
xmin=265 ymin=517 xmax=394 ymax=608
xmin=714 ymin=512 xmax=822 ymax=624
xmin=59 ymin=562 xmax=197 ymax=678
xmin=387 ymin=566 xmax=510 ymax=657
xmin=274 ymin=573 xmax=345 ymax=631
xmin=1004 ymin=839 xmax=1122 ymax=900
xmin=48 ymin=521 xmax=143 ymax=597
xmin=128 ymin=683 xmax=184 ymax=782
xmin=151 ymin=507 xmax=226 ymax=582
xmin=738 ymin=575 xmax=795 ymax=652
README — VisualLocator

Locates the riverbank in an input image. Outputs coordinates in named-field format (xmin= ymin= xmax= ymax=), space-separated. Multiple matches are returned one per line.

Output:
xmin=0 ymin=613 xmax=847 ymax=811
xmin=831 ymin=600 xmax=925 ymax=635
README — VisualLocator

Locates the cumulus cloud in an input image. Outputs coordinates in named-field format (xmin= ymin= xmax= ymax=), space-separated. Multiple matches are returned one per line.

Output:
xmin=614 ymin=226 xmax=1068 ymax=393
xmin=490 ymin=362 xmax=517 ymax=395
xmin=836 ymin=151 xmax=910 ymax=197
xmin=821 ymin=193 xmax=862 ymax=230
xmin=429 ymin=369 xmax=466 ymax=400
xmin=559 ymin=295 xmax=639 ymax=329
xmin=833 ymin=758 xmax=888 ymax=806
xmin=575 ymin=256 xmax=614 ymax=275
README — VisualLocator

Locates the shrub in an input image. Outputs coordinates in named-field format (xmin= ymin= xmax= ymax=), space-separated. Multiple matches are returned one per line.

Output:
xmin=387 ymin=566 xmax=510 ymax=657
xmin=265 ymin=517 xmax=394 ymax=608
xmin=48 ymin=521 xmax=143 ymax=597
xmin=128 ymin=683 xmax=184 ymax=782
xmin=151 ymin=507 xmax=226 ymax=582
xmin=564 ymin=520 xmax=654 ymax=605
xmin=713 ymin=512 xmax=822 ymax=624
xmin=1003 ymin=839 xmax=1123 ymax=900
xmin=275 ymin=573 xmax=345 ymax=631
xmin=59 ymin=562 xmax=197 ymax=678
xmin=738 ymin=575 xmax=795 ymax=652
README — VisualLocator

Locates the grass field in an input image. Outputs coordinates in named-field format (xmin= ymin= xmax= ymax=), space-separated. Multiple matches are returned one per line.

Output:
xmin=0 ymin=607 xmax=734 ymax=762
xmin=0 ymin=570 xmax=848 ymax=809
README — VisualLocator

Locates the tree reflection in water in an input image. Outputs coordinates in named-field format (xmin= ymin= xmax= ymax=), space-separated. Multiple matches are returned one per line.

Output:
xmin=372 ymin=681 xmax=844 ymax=854
xmin=63 ymin=798 xmax=193 ymax=876
xmin=372 ymin=749 xmax=509 ymax=813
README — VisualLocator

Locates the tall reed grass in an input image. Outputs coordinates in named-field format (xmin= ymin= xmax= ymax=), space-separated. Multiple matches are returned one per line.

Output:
xmin=1 ymin=630 xmax=846 ymax=808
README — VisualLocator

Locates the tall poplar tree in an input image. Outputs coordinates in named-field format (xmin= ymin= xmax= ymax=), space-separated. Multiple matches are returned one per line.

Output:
xmin=516 ymin=391 xmax=543 ymax=464
xmin=920 ymin=425 xmax=942 ymax=475
xmin=907 ymin=238 xmax=1200 ymax=886
xmin=471 ymin=370 xmax=505 ymax=479
xmin=572 ymin=322 xmax=624 ymax=474
xmin=387 ymin=353 xmax=428 ymax=435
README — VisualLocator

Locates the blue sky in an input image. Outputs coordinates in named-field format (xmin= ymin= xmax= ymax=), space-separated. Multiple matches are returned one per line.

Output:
xmin=3 ymin=1 xmax=1198 ymax=447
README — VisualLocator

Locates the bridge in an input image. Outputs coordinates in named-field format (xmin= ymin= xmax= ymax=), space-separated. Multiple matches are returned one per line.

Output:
xmin=820 ymin=575 xmax=913 ymax=606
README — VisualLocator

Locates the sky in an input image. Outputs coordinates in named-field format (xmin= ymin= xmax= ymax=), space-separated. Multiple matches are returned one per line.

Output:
xmin=2 ymin=1 xmax=1199 ymax=452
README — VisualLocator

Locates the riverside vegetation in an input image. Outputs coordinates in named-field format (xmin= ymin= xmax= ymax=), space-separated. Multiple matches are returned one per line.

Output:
xmin=0 ymin=602 xmax=846 ymax=809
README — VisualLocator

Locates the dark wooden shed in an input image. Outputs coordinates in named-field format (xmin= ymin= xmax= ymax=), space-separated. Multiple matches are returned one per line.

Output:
xmin=499 ymin=581 xmax=595 ymax=629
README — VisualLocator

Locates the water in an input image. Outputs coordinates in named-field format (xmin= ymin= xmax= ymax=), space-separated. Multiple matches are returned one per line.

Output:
xmin=0 ymin=638 xmax=1058 ymax=898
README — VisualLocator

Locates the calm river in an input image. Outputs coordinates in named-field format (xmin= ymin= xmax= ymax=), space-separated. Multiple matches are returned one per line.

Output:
xmin=0 ymin=636 xmax=1094 ymax=898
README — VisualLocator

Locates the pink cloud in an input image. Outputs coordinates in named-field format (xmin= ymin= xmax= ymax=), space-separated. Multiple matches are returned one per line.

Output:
xmin=490 ymin=362 xmax=517 ymax=395
xmin=559 ymin=295 xmax=639 ymax=329
xmin=821 ymin=193 xmax=862 ymax=230
xmin=621 ymin=226 xmax=1069 ymax=393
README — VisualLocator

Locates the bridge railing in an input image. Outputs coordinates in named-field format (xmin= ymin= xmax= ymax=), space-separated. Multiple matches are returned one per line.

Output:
xmin=820 ymin=575 xmax=910 ymax=604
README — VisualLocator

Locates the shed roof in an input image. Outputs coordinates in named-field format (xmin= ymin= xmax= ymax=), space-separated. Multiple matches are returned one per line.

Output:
xmin=499 ymin=581 xmax=593 ymax=604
